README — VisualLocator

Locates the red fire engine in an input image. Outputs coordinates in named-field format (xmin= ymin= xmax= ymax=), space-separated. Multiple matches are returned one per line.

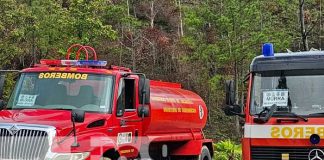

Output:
xmin=0 ymin=44 xmax=213 ymax=160
xmin=225 ymin=43 xmax=324 ymax=160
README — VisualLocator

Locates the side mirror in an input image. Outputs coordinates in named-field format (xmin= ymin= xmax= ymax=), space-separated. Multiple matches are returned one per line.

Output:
xmin=116 ymin=106 xmax=125 ymax=117
xmin=225 ymin=80 xmax=236 ymax=105
xmin=0 ymin=100 xmax=5 ymax=110
xmin=224 ymin=80 xmax=245 ymax=117
xmin=139 ymin=78 xmax=150 ymax=104
xmin=138 ymin=105 xmax=150 ymax=117
xmin=224 ymin=104 xmax=243 ymax=116
xmin=71 ymin=110 xmax=85 ymax=123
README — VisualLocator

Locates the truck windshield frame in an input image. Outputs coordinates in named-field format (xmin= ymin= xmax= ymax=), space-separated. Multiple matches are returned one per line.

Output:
xmin=250 ymin=69 xmax=324 ymax=117
xmin=6 ymin=72 xmax=114 ymax=113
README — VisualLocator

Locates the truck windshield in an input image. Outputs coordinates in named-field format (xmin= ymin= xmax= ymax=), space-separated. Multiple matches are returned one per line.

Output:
xmin=250 ymin=70 xmax=324 ymax=116
xmin=7 ymin=72 xmax=114 ymax=113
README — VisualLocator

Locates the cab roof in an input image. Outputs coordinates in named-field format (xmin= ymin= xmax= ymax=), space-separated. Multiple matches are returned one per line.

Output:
xmin=20 ymin=65 xmax=133 ymax=76
xmin=250 ymin=51 xmax=324 ymax=72
xmin=21 ymin=67 xmax=116 ymax=75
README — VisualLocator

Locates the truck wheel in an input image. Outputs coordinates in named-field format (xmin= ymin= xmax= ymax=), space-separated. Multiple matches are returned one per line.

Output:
xmin=117 ymin=156 xmax=127 ymax=160
xmin=100 ymin=156 xmax=126 ymax=160
xmin=198 ymin=146 xmax=211 ymax=160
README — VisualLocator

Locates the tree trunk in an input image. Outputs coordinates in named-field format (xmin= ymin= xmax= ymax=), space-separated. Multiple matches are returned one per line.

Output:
xmin=132 ymin=0 xmax=137 ymax=18
xmin=234 ymin=57 xmax=241 ymax=138
xmin=259 ymin=0 xmax=263 ymax=31
xmin=132 ymin=35 xmax=136 ymax=71
xmin=126 ymin=0 xmax=131 ymax=31
xmin=178 ymin=0 xmax=184 ymax=37
xmin=62 ymin=0 xmax=69 ymax=9
xmin=228 ymin=38 xmax=241 ymax=137
xmin=299 ymin=0 xmax=309 ymax=51
xmin=320 ymin=0 xmax=322 ymax=50
xmin=150 ymin=1 xmax=154 ymax=29
xmin=29 ymin=0 xmax=36 ymax=65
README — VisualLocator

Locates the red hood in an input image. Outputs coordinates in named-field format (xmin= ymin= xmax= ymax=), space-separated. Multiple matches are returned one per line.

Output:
xmin=0 ymin=109 xmax=110 ymax=136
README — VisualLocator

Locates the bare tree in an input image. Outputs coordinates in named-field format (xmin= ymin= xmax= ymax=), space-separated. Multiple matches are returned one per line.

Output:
xmin=177 ymin=0 xmax=184 ymax=37
xmin=299 ymin=0 xmax=309 ymax=51
xmin=149 ymin=0 xmax=157 ymax=29
xmin=126 ymin=0 xmax=132 ymax=32
xmin=320 ymin=0 xmax=322 ymax=50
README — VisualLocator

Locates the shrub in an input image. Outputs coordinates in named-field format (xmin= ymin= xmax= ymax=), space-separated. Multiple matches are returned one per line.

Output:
xmin=214 ymin=140 xmax=242 ymax=160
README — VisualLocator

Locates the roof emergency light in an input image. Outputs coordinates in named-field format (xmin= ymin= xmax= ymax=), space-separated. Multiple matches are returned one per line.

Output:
xmin=262 ymin=43 xmax=274 ymax=57
xmin=77 ymin=60 xmax=107 ymax=66
xmin=40 ymin=59 xmax=107 ymax=67
xmin=61 ymin=60 xmax=78 ymax=66
xmin=39 ymin=44 xmax=107 ymax=67
xmin=40 ymin=59 xmax=61 ymax=65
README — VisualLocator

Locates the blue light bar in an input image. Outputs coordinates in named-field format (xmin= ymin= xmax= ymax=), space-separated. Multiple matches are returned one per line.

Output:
xmin=77 ymin=60 xmax=107 ymax=67
xmin=262 ymin=43 xmax=274 ymax=57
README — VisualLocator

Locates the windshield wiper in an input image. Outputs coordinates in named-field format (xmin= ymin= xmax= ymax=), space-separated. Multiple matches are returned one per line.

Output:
xmin=43 ymin=108 xmax=73 ymax=110
xmin=10 ymin=107 xmax=38 ymax=110
xmin=308 ymin=112 xmax=324 ymax=116
xmin=10 ymin=107 xmax=74 ymax=111
xmin=276 ymin=112 xmax=308 ymax=122
xmin=254 ymin=104 xmax=277 ymax=124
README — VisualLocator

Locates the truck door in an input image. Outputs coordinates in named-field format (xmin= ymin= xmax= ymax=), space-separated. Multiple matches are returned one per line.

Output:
xmin=115 ymin=77 xmax=142 ymax=158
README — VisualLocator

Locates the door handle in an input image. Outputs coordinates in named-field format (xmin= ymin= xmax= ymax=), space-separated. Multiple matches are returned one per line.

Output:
xmin=120 ymin=119 xmax=126 ymax=126
xmin=134 ymin=129 xmax=138 ymax=143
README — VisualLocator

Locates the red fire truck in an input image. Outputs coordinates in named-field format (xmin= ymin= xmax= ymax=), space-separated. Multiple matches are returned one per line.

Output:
xmin=224 ymin=43 xmax=324 ymax=160
xmin=0 ymin=44 xmax=213 ymax=160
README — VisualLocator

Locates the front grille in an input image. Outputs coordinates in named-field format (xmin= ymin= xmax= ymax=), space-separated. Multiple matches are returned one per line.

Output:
xmin=0 ymin=128 xmax=50 ymax=160
xmin=251 ymin=147 xmax=324 ymax=160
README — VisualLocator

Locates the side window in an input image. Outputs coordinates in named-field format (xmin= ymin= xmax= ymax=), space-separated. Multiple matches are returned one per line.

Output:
xmin=124 ymin=79 xmax=135 ymax=110
xmin=117 ymin=79 xmax=125 ymax=117
xmin=116 ymin=78 xmax=136 ymax=116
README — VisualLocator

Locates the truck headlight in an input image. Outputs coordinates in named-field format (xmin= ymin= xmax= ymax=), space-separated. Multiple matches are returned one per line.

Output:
xmin=46 ymin=152 xmax=90 ymax=160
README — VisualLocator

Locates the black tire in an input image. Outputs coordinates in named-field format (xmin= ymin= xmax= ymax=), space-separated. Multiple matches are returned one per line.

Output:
xmin=198 ymin=146 xmax=211 ymax=160
xmin=117 ymin=156 xmax=127 ymax=160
